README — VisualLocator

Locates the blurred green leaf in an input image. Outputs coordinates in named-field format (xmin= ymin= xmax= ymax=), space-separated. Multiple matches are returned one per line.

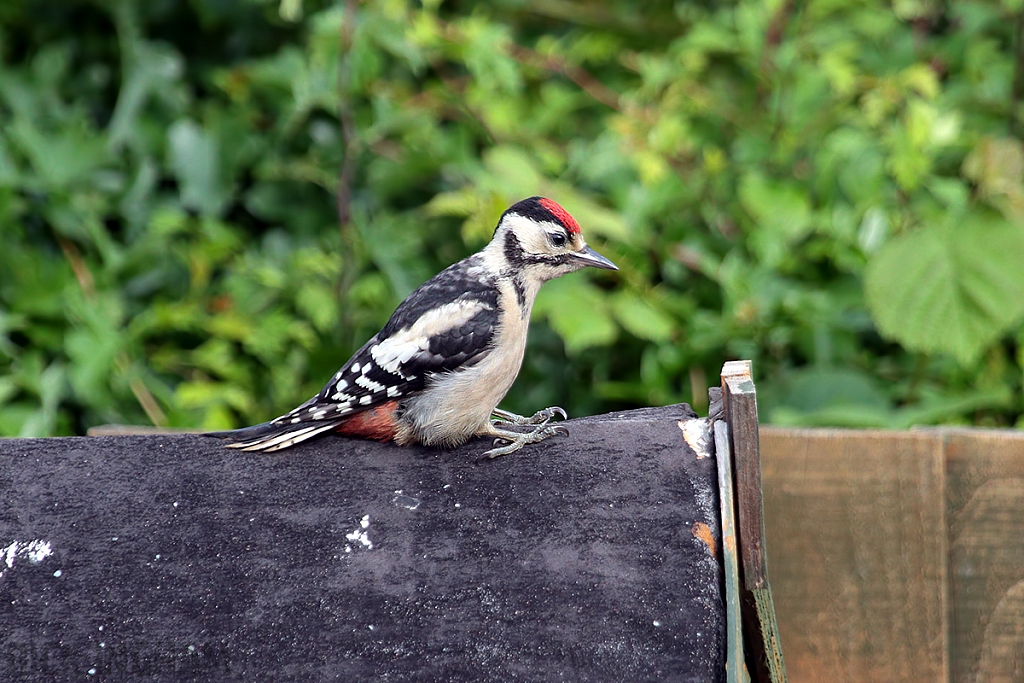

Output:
xmin=610 ymin=291 xmax=675 ymax=342
xmin=296 ymin=283 xmax=339 ymax=333
xmin=764 ymin=367 xmax=891 ymax=426
xmin=7 ymin=117 xmax=107 ymax=189
xmin=740 ymin=173 xmax=814 ymax=266
xmin=107 ymin=39 xmax=184 ymax=151
xmin=865 ymin=214 xmax=1024 ymax=364
xmin=534 ymin=278 xmax=617 ymax=353
xmin=167 ymin=119 xmax=231 ymax=216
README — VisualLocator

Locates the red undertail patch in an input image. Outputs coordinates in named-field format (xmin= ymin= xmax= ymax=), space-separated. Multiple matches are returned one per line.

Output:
xmin=335 ymin=401 xmax=400 ymax=442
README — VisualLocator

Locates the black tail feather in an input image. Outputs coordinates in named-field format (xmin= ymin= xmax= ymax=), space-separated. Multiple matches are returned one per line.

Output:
xmin=204 ymin=421 xmax=280 ymax=441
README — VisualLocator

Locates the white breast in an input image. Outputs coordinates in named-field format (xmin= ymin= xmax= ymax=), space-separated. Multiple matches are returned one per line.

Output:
xmin=396 ymin=279 xmax=536 ymax=447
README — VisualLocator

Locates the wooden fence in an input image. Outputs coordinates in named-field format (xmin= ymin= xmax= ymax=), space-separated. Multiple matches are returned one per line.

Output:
xmin=761 ymin=427 xmax=1024 ymax=683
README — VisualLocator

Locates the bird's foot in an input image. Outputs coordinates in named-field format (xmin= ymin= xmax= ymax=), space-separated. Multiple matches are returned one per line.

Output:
xmin=491 ymin=406 xmax=568 ymax=426
xmin=478 ymin=412 xmax=569 ymax=461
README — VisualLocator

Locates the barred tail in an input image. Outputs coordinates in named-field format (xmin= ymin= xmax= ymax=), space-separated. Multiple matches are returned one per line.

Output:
xmin=205 ymin=420 xmax=341 ymax=452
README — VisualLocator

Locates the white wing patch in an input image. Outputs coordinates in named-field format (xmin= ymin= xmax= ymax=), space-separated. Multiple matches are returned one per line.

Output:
xmin=355 ymin=375 xmax=385 ymax=393
xmin=370 ymin=299 xmax=492 ymax=375
xmin=370 ymin=339 xmax=422 ymax=375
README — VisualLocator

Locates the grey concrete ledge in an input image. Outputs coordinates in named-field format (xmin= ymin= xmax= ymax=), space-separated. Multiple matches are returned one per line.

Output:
xmin=0 ymin=404 xmax=724 ymax=682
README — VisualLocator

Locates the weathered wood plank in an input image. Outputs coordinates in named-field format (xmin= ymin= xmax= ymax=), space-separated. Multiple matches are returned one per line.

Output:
xmin=751 ymin=589 xmax=786 ymax=683
xmin=722 ymin=361 xmax=767 ymax=590
xmin=721 ymin=362 xmax=787 ymax=683
xmin=715 ymin=420 xmax=749 ymax=683
xmin=759 ymin=428 xmax=948 ymax=683
xmin=946 ymin=429 xmax=1024 ymax=683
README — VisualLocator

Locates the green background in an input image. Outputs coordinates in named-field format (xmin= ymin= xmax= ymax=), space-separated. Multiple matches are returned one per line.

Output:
xmin=3 ymin=0 xmax=1024 ymax=437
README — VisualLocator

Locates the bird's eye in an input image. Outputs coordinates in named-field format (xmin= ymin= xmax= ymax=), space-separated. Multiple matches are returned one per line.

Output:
xmin=550 ymin=232 xmax=567 ymax=247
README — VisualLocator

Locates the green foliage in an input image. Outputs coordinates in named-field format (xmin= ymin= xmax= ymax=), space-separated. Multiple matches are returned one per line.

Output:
xmin=2 ymin=0 xmax=1024 ymax=436
xmin=865 ymin=211 xmax=1024 ymax=365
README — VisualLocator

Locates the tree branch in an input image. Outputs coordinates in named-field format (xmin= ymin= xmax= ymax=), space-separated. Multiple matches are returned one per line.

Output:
xmin=505 ymin=42 xmax=623 ymax=112
xmin=337 ymin=0 xmax=359 ymax=230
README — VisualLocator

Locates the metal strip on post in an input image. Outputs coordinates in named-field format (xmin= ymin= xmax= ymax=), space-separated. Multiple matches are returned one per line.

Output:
xmin=721 ymin=361 xmax=787 ymax=683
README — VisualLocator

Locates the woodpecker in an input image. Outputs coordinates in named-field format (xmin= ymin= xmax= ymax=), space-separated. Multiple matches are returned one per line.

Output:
xmin=211 ymin=197 xmax=618 ymax=459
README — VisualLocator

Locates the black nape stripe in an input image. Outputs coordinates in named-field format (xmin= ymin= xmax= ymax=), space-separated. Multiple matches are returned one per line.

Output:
xmin=504 ymin=231 xmax=527 ymax=266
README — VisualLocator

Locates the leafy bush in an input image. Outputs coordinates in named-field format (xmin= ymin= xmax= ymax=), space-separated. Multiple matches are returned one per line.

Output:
xmin=2 ymin=0 xmax=1023 ymax=436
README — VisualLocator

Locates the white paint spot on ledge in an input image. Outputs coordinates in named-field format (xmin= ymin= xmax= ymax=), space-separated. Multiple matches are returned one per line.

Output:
xmin=345 ymin=515 xmax=374 ymax=551
xmin=1 ymin=539 xmax=54 ymax=579
xmin=679 ymin=418 xmax=713 ymax=459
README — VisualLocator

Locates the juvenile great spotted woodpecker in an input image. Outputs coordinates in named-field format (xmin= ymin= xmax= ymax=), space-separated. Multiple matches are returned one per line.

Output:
xmin=211 ymin=197 xmax=617 ymax=459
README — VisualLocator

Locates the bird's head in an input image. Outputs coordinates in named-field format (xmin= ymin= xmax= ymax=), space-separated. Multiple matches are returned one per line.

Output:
xmin=489 ymin=196 xmax=618 ymax=283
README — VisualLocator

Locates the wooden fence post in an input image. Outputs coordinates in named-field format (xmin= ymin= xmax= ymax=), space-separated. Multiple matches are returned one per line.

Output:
xmin=721 ymin=361 xmax=787 ymax=683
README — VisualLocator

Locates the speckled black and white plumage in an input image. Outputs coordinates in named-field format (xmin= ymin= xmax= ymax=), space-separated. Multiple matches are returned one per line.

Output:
xmin=280 ymin=256 xmax=501 ymax=419
xmin=211 ymin=197 xmax=617 ymax=453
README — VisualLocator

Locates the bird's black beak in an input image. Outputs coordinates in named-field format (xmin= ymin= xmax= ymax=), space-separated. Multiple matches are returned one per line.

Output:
xmin=571 ymin=246 xmax=618 ymax=271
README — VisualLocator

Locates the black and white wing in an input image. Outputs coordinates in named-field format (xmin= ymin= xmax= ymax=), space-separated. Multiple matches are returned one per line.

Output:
xmin=210 ymin=256 xmax=500 ymax=451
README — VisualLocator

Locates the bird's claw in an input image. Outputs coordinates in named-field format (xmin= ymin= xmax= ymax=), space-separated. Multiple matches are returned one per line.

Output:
xmin=491 ymin=405 xmax=569 ymax=427
xmin=531 ymin=406 xmax=567 ymax=424
xmin=548 ymin=406 xmax=569 ymax=421
xmin=479 ymin=419 xmax=570 ymax=461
